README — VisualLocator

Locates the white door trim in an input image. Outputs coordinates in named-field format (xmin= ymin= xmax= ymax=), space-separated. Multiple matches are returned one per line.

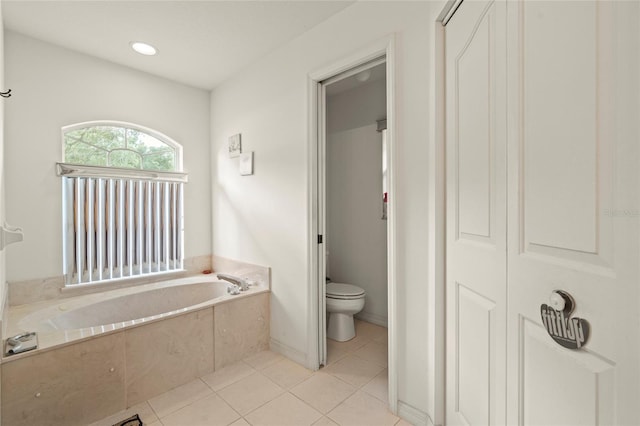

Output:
xmin=431 ymin=2 xmax=463 ymax=425
xmin=430 ymin=13 xmax=447 ymax=426
xmin=306 ymin=34 xmax=398 ymax=413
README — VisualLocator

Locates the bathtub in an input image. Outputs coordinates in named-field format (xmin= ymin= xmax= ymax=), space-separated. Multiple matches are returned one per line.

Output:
xmin=7 ymin=275 xmax=266 ymax=345
xmin=2 ymin=274 xmax=271 ymax=426
xmin=17 ymin=278 xmax=230 ymax=333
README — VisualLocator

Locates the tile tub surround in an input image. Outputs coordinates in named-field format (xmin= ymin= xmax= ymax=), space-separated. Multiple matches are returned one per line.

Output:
xmin=1 ymin=284 xmax=270 ymax=425
xmin=212 ymin=255 xmax=271 ymax=290
xmin=8 ymin=254 xmax=214 ymax=306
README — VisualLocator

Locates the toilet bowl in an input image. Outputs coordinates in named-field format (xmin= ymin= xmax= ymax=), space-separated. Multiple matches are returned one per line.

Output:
xmin=326 ymin=282 xmax=365 ymax=342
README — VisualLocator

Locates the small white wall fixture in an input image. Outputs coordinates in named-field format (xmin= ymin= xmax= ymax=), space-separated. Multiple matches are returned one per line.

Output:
xmin=307 ymin=34 xmax=397 ymax=413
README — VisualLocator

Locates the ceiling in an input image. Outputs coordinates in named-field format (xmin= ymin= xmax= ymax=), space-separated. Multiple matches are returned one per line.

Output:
xmin=2 ymin=0 xmax=355 ymax=90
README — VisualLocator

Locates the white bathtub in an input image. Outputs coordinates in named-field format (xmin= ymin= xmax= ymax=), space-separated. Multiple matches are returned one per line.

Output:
xmin=6 ymin=274 xmax=268 ymax=351
xmin=2 ymin=273 xmax=271 ymax=426
xmin=31 ymin=281 xmax=227 ymax=331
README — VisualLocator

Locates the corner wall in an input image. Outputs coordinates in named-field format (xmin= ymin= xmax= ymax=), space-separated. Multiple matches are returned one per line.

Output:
xmin=210 ymin=1 xmax=446 ymax=421
xmin=0 ymin=3 xmax=5 ymax=424
xmin=4 ymin=32 xmax=212 ymax=283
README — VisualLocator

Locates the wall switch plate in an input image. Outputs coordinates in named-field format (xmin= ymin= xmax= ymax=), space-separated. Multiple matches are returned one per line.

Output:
xmin=239 ymin=151 xmax=253 ymax=176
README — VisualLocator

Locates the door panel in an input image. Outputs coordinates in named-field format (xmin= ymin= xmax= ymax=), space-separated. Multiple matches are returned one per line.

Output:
xmin=506 ymin=1 xmax=639 ymax=425
xmin=456 ymin=284 xmax=496 ymax=426
xmin=520 ymin=319 xmax=615 ymax=426
xmin=523 ymin=2 xmax=599 ymax=255
xmin=457 ymin=12 xmax=492 ymax=241
xmin=447 ymin=0 xmax=639 ymax=425
xmin=445 ymin=1 xmax=507 ymax=424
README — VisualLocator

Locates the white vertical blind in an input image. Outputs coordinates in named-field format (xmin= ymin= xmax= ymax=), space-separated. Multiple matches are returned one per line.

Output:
xmin=61 ymin=172 xmax=185 ymax=286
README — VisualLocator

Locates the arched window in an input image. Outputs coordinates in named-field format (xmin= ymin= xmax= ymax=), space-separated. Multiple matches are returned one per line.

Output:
xmin=57 ymin=122 xmax=187 ymax=286
xmin=63 ymin=121 xmax=182 ymax=171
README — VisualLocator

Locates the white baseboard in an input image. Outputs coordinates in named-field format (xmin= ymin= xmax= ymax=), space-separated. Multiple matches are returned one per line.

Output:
xmin=269 ymin=338 xmax=310 ymax=369
xmin=356 ymin=311 xmax=388 ymax=328
xmin=397 ymin=401 xmax=435 ymax=426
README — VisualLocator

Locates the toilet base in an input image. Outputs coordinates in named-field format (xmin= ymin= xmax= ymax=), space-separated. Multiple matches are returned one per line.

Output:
xmin=327 ymin=312 xmax=356 ymax=342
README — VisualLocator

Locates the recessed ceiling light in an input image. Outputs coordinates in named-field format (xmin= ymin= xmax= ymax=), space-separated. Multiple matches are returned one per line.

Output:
xmin=130 ymin=41 xmax=157 ymax=56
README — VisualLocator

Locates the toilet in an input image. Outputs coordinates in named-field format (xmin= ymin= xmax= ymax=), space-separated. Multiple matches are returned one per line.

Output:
xmin=326 ymin=282 xmax=366 ymax=342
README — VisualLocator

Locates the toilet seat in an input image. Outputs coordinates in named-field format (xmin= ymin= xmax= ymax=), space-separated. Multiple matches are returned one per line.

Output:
xmin=326 ymin=283 xmax=365 ymax=300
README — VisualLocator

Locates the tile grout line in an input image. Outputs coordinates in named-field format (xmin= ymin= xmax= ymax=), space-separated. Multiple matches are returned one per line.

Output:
xmin=240 ymin=369 xmax=288 ymax=416
xmin=286 ymin=387 xmax=332 ymax=419
xmin=201 ymin=360 xmax=257 ymax=393
xmin=150 ymin=378 xmax=215 ymax=421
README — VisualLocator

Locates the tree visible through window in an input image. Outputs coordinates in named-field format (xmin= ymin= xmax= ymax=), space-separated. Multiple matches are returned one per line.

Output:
xmin=64 ymin=125 xmax=177 ymax=171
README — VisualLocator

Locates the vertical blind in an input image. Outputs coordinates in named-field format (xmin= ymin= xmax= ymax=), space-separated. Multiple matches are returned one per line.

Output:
xmin=57 ymin=163 xmax=187 ymax=285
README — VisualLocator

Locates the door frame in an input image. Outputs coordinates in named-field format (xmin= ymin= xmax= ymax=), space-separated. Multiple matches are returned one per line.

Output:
xmin=306 ymin=35 xmax=398 ymax=412
xmin=433 ymin=1 xmax=467 ymax=425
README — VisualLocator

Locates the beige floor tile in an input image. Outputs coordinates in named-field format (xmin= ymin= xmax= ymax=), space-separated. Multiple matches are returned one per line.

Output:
xmin=201 ymin=360 xmax=256 ymax=391
xmin=312 ymin=416 xmax=339 ymax=426
xmin=354 ymin=320 xmax=387 ymax=341
xmin=243 ymin=350 xmax=284 ymax=370
xmin=261 ymin=358 xmax=314 ymax=389
xmin=217 ymin=372 xmax=284 ymax=415
xmin=354 ymin=341 xmax=388 ymax=367
xmin=291 ymin=372 xmax=356 ymax=414
xmin=147 ymin=379 xmax=212 ymax=418
xmin=161 ymin=393 xmax=240 ymax=426
xmin=147 ymin=421 xmax=164 ymax=426
xmin=328 ymin=391 xmax=398 ymax=426
xmin=362 ymin=369 xmax=388 ymax=403
xmin=395 ymin=418 xmax=414 ymax=426
xmin=229 ymin=419 xmax=251 ymax=426
xmin=244 ymin=392 xmax=322 ymax=426
xmin=89 ymin=401 xmax=158 ymax=426
xmin=327 ymin=335 xmax=369 ymax=354
xmin=326 ymin=340 xmax=351 ymax=365
xmin=323 ymin=354 xmax=385 ymax=388
xmin=374 ymin=332 xmax=388 ymax=344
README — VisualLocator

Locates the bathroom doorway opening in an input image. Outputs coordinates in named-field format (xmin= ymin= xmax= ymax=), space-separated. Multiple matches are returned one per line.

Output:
xmin=308 ymin=37 xmax=397 ymax=412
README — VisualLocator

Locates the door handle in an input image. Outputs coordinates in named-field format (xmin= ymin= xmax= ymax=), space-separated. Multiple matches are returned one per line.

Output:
xmin=549 ymin=290 xmax=574 ymax=313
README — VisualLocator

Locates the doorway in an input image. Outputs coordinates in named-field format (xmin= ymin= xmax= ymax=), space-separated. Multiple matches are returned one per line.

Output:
xmin=323 ymin=58 xmax=388 ymax=359
xmin=308 ymin=38 xmax=398 ymax=412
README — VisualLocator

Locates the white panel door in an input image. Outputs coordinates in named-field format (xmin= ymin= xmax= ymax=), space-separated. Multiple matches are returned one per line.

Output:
xmin=445 ymin=1 xmax=507 ymax=424
xmin=447 ymin=1 xmax=639 ymax=425
xmin=506 ymin=1 xmax=639 ymax=424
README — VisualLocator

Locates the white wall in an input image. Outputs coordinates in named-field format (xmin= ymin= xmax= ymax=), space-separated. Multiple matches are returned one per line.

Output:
xmin=327 ymin=79 xmax=388 ymax=325
xmin=0 ymin=4 xmax=6 ymax=311
xmin=211 ymin=1 xmax=447 ymax=420
xmin=0 ymin=5 xmax=5 ymax=423
xmin=4 ymin=32 xmax=211 ymax=282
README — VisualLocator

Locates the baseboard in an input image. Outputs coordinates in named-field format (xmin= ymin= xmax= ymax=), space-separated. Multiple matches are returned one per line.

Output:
xmin=398 ymin=401 xmax=435 ymax=426
xmin=269 ymin=338 xmax=309 ymax=368
xmin=356 ymin=311 xmax=388 ymax=328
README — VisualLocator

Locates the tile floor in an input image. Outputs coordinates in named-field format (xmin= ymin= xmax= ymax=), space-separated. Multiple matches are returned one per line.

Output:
xmin=91 ymin=320 xmax=412 ymax=426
